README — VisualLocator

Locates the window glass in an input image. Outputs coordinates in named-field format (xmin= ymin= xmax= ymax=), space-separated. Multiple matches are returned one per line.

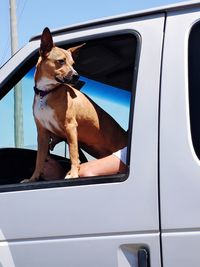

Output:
xmin=0 ymin=68 xmax=66 ymax=157
xmin=0 ymin=33 xmax=137 ymax=188
xmin=0 ymin=88 xmax=14 ymax=147
xmin=189 ymin=22 xmax=200 ymax=159
xmin=80 ymin=76 xmax=131 ymax=130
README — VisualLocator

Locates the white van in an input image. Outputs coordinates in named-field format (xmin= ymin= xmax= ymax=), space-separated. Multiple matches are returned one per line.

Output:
xmin=1 ymin=1 xmax=200 ymax=266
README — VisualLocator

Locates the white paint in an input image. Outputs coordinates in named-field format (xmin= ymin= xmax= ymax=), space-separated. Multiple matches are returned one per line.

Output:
xmin=0 ymin=230 xmax=15 ymax=267
xmin=33 ymin=95 xmax=61 ymax=134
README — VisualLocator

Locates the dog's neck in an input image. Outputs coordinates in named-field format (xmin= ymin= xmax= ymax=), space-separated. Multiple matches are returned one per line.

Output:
xmin=35 ymin=77 xmax=59 ymax=91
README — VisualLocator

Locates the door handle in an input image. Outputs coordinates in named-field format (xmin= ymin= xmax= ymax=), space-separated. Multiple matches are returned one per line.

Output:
xmin=138 ymin=248 xmax=150 ymax=267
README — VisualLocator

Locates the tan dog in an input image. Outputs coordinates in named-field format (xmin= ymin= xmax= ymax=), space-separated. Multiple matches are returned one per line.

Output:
xmin=24 ymin=27 xmax=128 ymax=182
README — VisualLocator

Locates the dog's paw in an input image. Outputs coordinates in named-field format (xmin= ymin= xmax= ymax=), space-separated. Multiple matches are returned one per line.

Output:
xmin=65 ymin=170 xmax=79 ymax=179
xmin=20 ymin=176 xmax=39 ymax=183
xmin=20 ymin=179 xmax=31 ymax=183
xmin=65 ymin=174 xmax=71 ymax=179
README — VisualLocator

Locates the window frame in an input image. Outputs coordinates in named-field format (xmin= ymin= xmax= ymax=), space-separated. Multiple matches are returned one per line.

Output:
xmin=0 ymin=29 xmax=140 ymax=192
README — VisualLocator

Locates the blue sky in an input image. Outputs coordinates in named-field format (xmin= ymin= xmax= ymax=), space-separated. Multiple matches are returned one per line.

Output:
xmin=0 ymin=0 xmax=185 ymax=65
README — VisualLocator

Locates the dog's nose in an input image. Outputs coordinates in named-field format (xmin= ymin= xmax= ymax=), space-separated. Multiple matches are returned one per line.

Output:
xmin=72 ymin=73 xmax=80 ymax=84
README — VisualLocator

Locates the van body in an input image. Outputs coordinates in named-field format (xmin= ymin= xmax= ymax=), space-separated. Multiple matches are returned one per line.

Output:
xmin=1 ymin=1 xmax=200 ymax=266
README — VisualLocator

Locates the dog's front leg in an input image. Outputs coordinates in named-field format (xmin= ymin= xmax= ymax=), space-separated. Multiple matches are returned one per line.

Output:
xmin=65 ymin=118 xmax=79 ymax=179
xmin=21 ymin=127 xmax=50 ymax=183
xmin=31 ymin=128 xmax=50 ymax=181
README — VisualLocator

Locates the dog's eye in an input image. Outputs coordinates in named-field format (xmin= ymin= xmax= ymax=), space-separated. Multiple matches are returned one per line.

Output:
xmin=57 ymin=59 xmax=65 ymax=65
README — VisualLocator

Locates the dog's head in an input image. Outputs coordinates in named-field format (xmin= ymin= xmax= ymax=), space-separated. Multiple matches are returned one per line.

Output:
xmin=35 ymin=27 xmax=84 ymax=88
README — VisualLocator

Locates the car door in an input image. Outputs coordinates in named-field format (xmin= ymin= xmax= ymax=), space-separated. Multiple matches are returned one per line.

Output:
xmin=0 ymin=13 xmax=164 ymax=267
xmin=160 ymin=6 xmax=200 ymax=267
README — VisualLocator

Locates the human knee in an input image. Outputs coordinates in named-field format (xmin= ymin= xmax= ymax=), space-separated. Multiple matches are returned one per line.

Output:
xmin=79 ymin=165 xmax=95 ymax=177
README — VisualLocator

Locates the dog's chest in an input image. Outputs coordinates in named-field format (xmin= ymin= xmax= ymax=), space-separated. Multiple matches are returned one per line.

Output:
xmin=33 ymin=95 xmax=61 ymax=133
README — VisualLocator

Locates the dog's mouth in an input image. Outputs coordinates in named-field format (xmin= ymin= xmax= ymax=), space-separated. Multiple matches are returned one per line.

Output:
xmin=55 ymin=74 xmax=80 ymax=85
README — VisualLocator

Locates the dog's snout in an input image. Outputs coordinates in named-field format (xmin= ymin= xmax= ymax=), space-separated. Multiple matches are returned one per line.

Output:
xmin=55 ymin=70 xmax=80 ymax=85
xmin=72 ymin=73 xmax=80 ymax=83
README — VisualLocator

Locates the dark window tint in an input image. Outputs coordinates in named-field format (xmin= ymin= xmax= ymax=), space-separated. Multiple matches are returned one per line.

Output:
xmin=189 ymin=22 xmax=200 ymax=158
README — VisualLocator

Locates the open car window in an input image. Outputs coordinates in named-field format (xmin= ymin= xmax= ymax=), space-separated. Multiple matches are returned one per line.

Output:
xmin=0 ymin=33 xmax=138 ymax=191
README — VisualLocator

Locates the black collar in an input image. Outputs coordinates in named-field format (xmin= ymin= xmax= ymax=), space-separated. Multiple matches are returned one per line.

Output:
xmin=34 ymin=86 xmax=60 ymax=98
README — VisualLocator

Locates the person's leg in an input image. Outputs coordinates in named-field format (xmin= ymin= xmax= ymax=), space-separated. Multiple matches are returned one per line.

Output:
xmin=79 ymin=154 xmax=127 ymax=177
xmin=43 ymin=156 xmax=65 ymax=180
xmin=43 ymin=153 xmax=128 ymax=180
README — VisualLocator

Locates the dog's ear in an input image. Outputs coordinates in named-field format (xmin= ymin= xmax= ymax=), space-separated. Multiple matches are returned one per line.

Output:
xmin=40 ymin=27 xmax=54 ymax=58
xmin=68 ymin=43 xmax=85 ymax=61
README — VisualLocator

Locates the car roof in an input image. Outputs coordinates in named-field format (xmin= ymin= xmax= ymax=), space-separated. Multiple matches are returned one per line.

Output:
xmin=30 ymin=0 xmax=200 ymax=41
